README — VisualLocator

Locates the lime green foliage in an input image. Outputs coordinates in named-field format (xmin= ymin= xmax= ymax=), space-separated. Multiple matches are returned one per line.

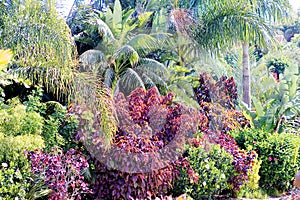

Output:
xmin=0 ymin=98 xmax=43 ymax=136
xmin=0 ymin=87 xmax=79 ymax=198
xmin=0 ymin=49 xmax=12 ymax=71
xmin=230 ymin=128 xmax=300 ymax=194
xmin=0 ymin=0 xmax=76 ymax=101
xmin=0 ymin=49 xmax=13 ymax=99
xmin=0 ymin=133 xmax=44 ymax=199
xmin=0 ymin=93 xmax=45 ymax=198
xmin=173 ymin=144 xmax=235 ymax=199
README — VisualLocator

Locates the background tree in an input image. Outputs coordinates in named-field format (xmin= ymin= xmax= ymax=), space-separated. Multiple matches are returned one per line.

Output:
xmin=173 ymin=0 xmax=290 ymax=108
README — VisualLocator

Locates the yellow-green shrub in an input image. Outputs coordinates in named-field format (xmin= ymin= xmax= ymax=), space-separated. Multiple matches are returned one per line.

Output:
xmin=0 ymin=98 xmax=43 ymax=136
xmin=0 ymin=134 xmax=44 ymax=199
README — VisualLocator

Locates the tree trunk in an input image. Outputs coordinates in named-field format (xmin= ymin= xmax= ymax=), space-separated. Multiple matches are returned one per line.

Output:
xmin=242 ymin=42 xmax=251 ymax=109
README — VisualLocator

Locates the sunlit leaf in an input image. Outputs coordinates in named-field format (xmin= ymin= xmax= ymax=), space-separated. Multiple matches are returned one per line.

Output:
xmin=0 ymin=49 xmax=13 ymax=71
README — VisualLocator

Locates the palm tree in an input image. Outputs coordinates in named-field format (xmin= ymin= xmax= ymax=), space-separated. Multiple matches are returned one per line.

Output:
xmin=173 ymin=0 xmax=290 ymax=108
xmin=74 ymin=0 xmax=170 ymax=95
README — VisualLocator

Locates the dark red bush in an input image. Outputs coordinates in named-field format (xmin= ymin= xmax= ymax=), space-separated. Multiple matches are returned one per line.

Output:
xmin=69 ymin=87 xmax=199 ymax=199
xmin=217 ymin=132 xmax=256 ymax=191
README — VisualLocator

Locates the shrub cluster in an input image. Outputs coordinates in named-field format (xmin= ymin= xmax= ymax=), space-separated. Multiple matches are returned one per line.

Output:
xmin=230 ymin=128 xmax=300 ymax=193
xmin=0 ymin=133 xmax=44 ymax=199
xmin=28 ymin=148 xmax=91 ymax=199
xmin=68 ymin=87 xmax=200 ymax=199
xmin=173 ymin=144 xmax=235 ymax=199
xmin=192 ymin=73 xmax=255 ymax=192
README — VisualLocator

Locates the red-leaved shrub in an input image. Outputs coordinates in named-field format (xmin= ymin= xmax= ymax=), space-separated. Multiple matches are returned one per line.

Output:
xmin=68 ymin=87 xmax=200 ymax=199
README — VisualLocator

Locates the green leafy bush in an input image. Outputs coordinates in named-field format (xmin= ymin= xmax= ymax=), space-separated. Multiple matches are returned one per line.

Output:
xmin=230 ymin=128 xmax=300 ymax=194
xmin=0 ymin=98 xmax=43 ymax=136
xmin=0 ymin=133 xmax=44 ymax=199
xmin=0 ymin=92 xmax=49 ymax=198
xmin=24 ymin=87 xmax=73 ymax=151
xmin=173 ymin=144 xmax=235 ymax=199
xmin=41 ymin=101 xmax=68 ymax=151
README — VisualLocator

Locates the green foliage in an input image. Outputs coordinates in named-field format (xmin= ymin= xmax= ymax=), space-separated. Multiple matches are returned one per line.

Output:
xmin=1 ymin=0 xmax=76 ymax=101
xmin=173 ymin=144 xmax=235 ymax=199
xmin=69 ymin=0 xmax=169 ymax=95
xmin=20 ymin=87 xmax=66 ymax=150
xmin=59 ymin=114 xmax=80 ymax=151
xmin=230 ymin=128 xmax=300 ymax=194
xmin=177 ymin=0 xmax=275 ymax=52
xmin=0 ymin=133 xmax=44 ymax=199
xmin=0 ymin=98 xmax=43 ymax=136
xmin=245 ymin=66 xmax=300 ymax=133
xmin=266 ymin=57 xmax=290 ymax=75
xmin=41 ymin=101 xmax=68 ymax=151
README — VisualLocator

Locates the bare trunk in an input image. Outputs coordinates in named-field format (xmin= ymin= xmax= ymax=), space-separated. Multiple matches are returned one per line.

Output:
xmin=242 ymin=42 xmax=251 ymax=109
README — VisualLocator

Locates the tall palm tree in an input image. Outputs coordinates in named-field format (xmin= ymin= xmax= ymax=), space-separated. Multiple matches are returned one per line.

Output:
xmin=173 ymin=0 xmax=290 ymax=108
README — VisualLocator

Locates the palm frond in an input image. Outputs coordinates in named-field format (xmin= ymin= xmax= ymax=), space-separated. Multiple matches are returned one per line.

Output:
xmin=97 ymin=18 xmax=115 ymax=42
xmin=140 ymin=73 xmax=156 ymax=88
xmin=169 ymin=85 xmax=200 ymax=109
xmin=137 ymin=11 xmax=153 ymax=27
xmin=112 ymin=45 xmax=139 ymax=68
xmin=103 ymin=67 xmax=115 ymax=88
xmin=172 ymin=79 xmax=195 ymax=97
xmin=137 ymin=58 xmax=169 ymax=78
xmin=118 ymin=68 xmax=145 ymax=95
xmin=127 ymin=33 xmax=171 ymax=56
xmin=127 ymin=34 xmax=157 ymax=56
xmin=112 ymin=0 xmax=122 ymax=35
xmin=255 ymin=0 xmax=290 ymax=22
xmin=135 ymin=68 xmax=168 ymax=88
xmin=79 ymin=49 xmax=107 ymax=74
xmin=186 ymin=1 xmax=276 ymax=51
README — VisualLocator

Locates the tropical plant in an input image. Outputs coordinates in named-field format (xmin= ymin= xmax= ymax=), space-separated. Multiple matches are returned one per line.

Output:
xmin=230 ymin=128 xmax=300 ymax=194
xmin=173 ymin=0 xmax=290 ymax=108
xmin=173 ymin=143 xmax=235 ymax=199
xmin=0 ymin=0 xmax=76 ymax=102
xmin=243 ymin=63 xmax=300 ymax=133
xmin=69 ymin=0 xmax=170 ymax=95
xmin=68 ymin=87 xmax=199 ymax=199
xmin=266 ymin=57 xmax=291 ymax=82
xmin=237 ymin=153 xmax=266 ymax=199
xmin=0 ymin=94 xmax=45 ymax=199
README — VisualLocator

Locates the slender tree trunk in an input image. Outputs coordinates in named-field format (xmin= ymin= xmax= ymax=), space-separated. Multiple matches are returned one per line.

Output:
xmin=242 ymin=42 xmax=251 ymax=109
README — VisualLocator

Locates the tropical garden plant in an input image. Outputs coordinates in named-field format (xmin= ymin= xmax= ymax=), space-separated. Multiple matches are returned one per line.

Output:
xmin=69 ymin=0 xmax=170 ymax=95
xmin=1 ymin=0 xmax=300 ymax=199
xmin=173 ymin=0 xmax=290 ymax=109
